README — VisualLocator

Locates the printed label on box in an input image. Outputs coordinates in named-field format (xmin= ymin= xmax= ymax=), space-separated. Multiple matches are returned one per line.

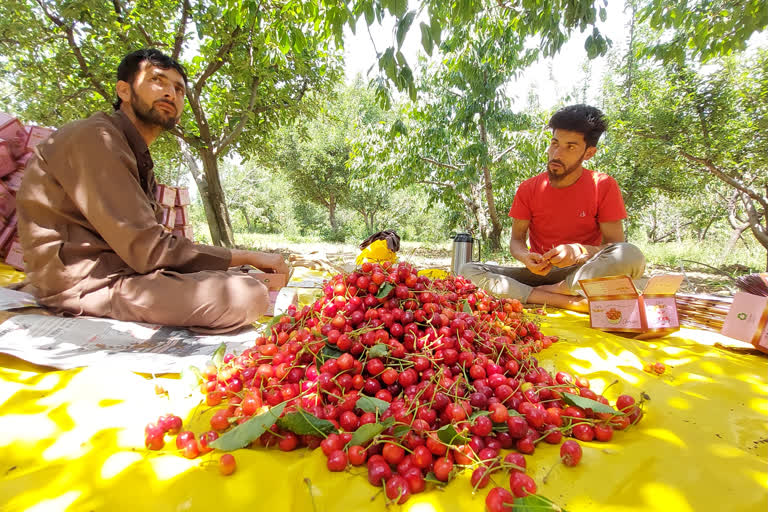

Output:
xmin=175 ymin=187 xmax=191 ymax=206
xmin=0 ymin=116 xmax=27 ymax=158
xmin=721 ymin=292 xmax=768 ymax=348
xmin=589 ymin=299 xmax=643 ymax=329
xmin=154 ymin=184 xmax=177 ymax=207
xmin=3 ymin=170 xmax=24 ymax=193
xmin=643 ymin=297 xmax=679 ymax=329
xmin=24 ymin=126 xmax=54 ymax=152
xmin=0 ymin=140 xmax=16 ymax=177
xmin=580 ymin=275 xmax=638 ymax=298
xmin=0 ymin=182 xmax=16 ymax=220
xmin=4 ymin=240 xmax=24 ymax=271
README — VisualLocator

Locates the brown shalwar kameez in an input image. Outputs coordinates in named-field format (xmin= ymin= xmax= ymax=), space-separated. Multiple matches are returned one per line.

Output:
xmin=16 ymin=111 xmax=268 ymax=333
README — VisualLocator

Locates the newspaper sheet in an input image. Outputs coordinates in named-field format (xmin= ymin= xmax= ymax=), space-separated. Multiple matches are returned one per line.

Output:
xmin=0 ymin=287 xmax=38 ymax=310
xmin=0 ymin=314 xmax=258 ymax=373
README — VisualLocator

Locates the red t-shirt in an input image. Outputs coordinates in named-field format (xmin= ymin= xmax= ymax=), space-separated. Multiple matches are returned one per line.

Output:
xmin=508 ymin=169 xmax=627 ymax=255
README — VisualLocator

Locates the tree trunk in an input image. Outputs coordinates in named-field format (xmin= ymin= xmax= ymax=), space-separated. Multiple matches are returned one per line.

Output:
xmin=241 ymin=208 xmax=252 ymax=231
xmin=181 ymin=145 xmax=216 ymax=239
xmin=478 ymin=117 xmax=503 ymax=250
xmin=197 ymin=147 xmax=235 ymax=247
xmin=328 ymin=197 xmax=338 ymax=231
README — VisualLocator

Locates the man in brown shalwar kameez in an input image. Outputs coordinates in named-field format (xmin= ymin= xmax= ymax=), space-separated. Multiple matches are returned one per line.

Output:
xmin=16 ymin=49 xmax=288 ymax=333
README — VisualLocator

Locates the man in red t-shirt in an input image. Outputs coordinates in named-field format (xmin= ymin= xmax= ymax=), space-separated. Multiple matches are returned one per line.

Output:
xmin=460 ymin=104 xmax=645 ymax=312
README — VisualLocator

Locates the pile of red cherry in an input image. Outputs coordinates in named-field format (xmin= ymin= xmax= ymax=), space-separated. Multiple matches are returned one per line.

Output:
xmin=145 ymin=261 xmax=643 ymax=509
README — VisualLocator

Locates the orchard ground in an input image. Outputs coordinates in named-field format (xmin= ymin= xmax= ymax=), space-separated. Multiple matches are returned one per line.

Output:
xmin=222 ymin=232 xmax=764 ymax=297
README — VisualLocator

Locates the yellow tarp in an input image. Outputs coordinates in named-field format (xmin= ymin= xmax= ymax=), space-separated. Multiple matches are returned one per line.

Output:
xmin=0 ymin=312 xmax=766 ymax=511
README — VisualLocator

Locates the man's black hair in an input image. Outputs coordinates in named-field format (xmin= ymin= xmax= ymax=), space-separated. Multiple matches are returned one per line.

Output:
xmin=113 ymin=49 xmax=188 ymax=110
xmin=547 ymin=104 xmax=607 ymax=148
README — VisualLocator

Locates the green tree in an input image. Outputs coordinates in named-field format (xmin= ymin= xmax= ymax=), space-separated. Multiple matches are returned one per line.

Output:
xmin=0 ymin=0 xmax=342 ymax=247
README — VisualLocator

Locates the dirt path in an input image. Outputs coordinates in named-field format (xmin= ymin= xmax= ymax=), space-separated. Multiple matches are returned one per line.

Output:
xmin=265 ymin=241 xmax=738 ymax=297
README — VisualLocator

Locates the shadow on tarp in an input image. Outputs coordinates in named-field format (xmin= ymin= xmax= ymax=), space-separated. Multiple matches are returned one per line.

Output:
xmin=0 ymin=311 xmax=766 ymax=512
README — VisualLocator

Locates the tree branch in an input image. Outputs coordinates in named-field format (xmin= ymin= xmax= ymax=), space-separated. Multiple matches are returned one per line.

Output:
xmin=195 ymin=28 xmax=241 ymax=96
xmin=419 ymin=156 xmax=465 ymax=170
xmin=112 ymin=0 xmax=156 ymax=47
xmin=417 ymin=179 xmax=456 ymax=189
xmin=34 ymin=0 xmax=111 ymax=103
xmin=215 ymin=75 xmax=261 ymax=156
xmin=172 ymin=0 xmax=192 ymax=60
xmin=678 ymin=150 xmax=768 ymax=211
xmin=492 ymin=144 xmax=516 ymax=163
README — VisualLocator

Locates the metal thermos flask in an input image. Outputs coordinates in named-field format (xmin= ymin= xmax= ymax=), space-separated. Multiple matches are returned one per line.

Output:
xmin=451 ymin=233 xmax=480 ymax=275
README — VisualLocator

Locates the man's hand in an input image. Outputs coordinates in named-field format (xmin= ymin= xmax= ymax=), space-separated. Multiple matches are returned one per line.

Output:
xmin=230 ymin=249 xmax=290 ymax=275
xmin=521 ymin=252 xmax=552 ymax=276
xmin=542 ymin=244 xmax=584 ymax=268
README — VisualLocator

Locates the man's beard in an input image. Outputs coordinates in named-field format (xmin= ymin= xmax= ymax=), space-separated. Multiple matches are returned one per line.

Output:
xmin=130 ymin=86 xmax=177 ymax=131
xmin=547 ymin=150 xmax=587 ymax=183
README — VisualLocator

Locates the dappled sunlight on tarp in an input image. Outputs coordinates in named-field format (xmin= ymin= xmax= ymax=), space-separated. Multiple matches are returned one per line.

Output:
xmin=24 ymin=490 xmax=81 ymax=512
xmin=640 ymin=482 xmax=694 ymax=512
xmin=0 ymin=308 xmax=766 ymax=511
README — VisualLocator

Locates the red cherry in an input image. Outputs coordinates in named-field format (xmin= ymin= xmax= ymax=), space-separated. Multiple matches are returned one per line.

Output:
xmin=560 ymin=440 xmax=583 ymax=466
xmin=327 ymin=449 xmax=348 ymax=471
xmin=509 ymin=471 xmax=537 ymax=497
xmin=485 ymin=486 xmax=515 ymax=512
xmin=219 ymin=453 xmax=236 ymax=475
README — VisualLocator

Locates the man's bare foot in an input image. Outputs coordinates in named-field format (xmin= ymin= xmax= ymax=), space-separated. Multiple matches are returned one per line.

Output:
xmin=535 ymin=280 xmax=579 ymax=296
xmin=527 ymin=288 xmax=589 ymax=313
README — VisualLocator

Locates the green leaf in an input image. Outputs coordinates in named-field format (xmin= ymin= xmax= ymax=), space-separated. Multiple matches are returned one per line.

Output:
xmin=277 ymin=409 xmax=338 ymax=436
xmin=396 ymin=11 xmax=416 ymax=48
xmin=368 ymin=343 xmax=390 ymax=359
xmin=264 ymin=313 xmax=285 ymax=333
xmin=381 ymin=52 xmax=398 ymax=82
xmin=462 ymin=300 xmax=472 ymax=313
xmin=318 ymin=343 xmax=344 ymax=364
xmin=389 ymin=119 xmax=408 ymax=137
xmin=436 ymin=423 xmax=470 ymax=446
xmin=429 ymin=17 xmax=442 ymax=45
xmin=349 ymin=417 xmax=395 ymax=446
xmin=356 ymin=395 xmax=391 ymax=414
xmin=209 ymin=403 xmax=286 ymax=451
xmin=375 ymin=282 xmax=395 ymax=298
xmin=180 ymin=365 xmax=204 ymax=393
xmin=560 ymin=392 xmax=622 ymax=416
xmin=513 ymin=494 xmax=568 ymax=511
xmin=419 ymin=22 xmax=434 ymax=56
xmin=469 ymin=409 xmax=491 ymax=421
xmin=387 ymin=0 xmax=407 ymax=18
xmin=424 ymin=472 xmax=443 ymax=484
xmin=392 ymin=424 xmax=410 ymax=437
xmin=211 ymin=343 xmax=227 ymax=370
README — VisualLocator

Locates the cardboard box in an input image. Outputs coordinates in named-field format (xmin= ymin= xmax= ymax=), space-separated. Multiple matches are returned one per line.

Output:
xmin=264 ymin=288 xmax=298 ymax=316
xmin=579 ymin=274 xmax=684 ymax=339
xmin=720 ymin=291 xmax=768 ymax=354
xmin=0 ymin=182 xmax=16 ymax=221
xmin=175 ymin=187 xmax=191 ymax=206
xmin=173 ymin=205 xmax=187 ymax=226
xmin=172 ymin=225 xmax=194 ymax=240
xmin=248 ymin=271 xmax=289 ymax=291
xmin=159 ymin=205 xmax=176 ymax=228
xmin=15 ymin=152 xmax=35 ymax=169
xmin=0 ymin=113 xmax=27 ymax=158
xmin=4 ymin=238 xmax=24 ymax=271
xmin=24 ymin=125 xmax=54 ymax=152
xmin=3 ymin=169 xmax=24 ymax=193
xmin=0 ymin=212 xmax=16 ymax=253
xmin=0 ymin=140 xmax=16 ymax=178
xmin=154 ymin=184 xmax=177 ymax=207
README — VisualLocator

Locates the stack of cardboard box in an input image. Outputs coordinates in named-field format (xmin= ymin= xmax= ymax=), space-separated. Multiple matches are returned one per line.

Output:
xmin=0 ymin=111 xmax=196 ymax=273
xmin=154 ymin=184 xmax=194 ymax=241
xmin=0 ymin=112 xmax=56 ymax=271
